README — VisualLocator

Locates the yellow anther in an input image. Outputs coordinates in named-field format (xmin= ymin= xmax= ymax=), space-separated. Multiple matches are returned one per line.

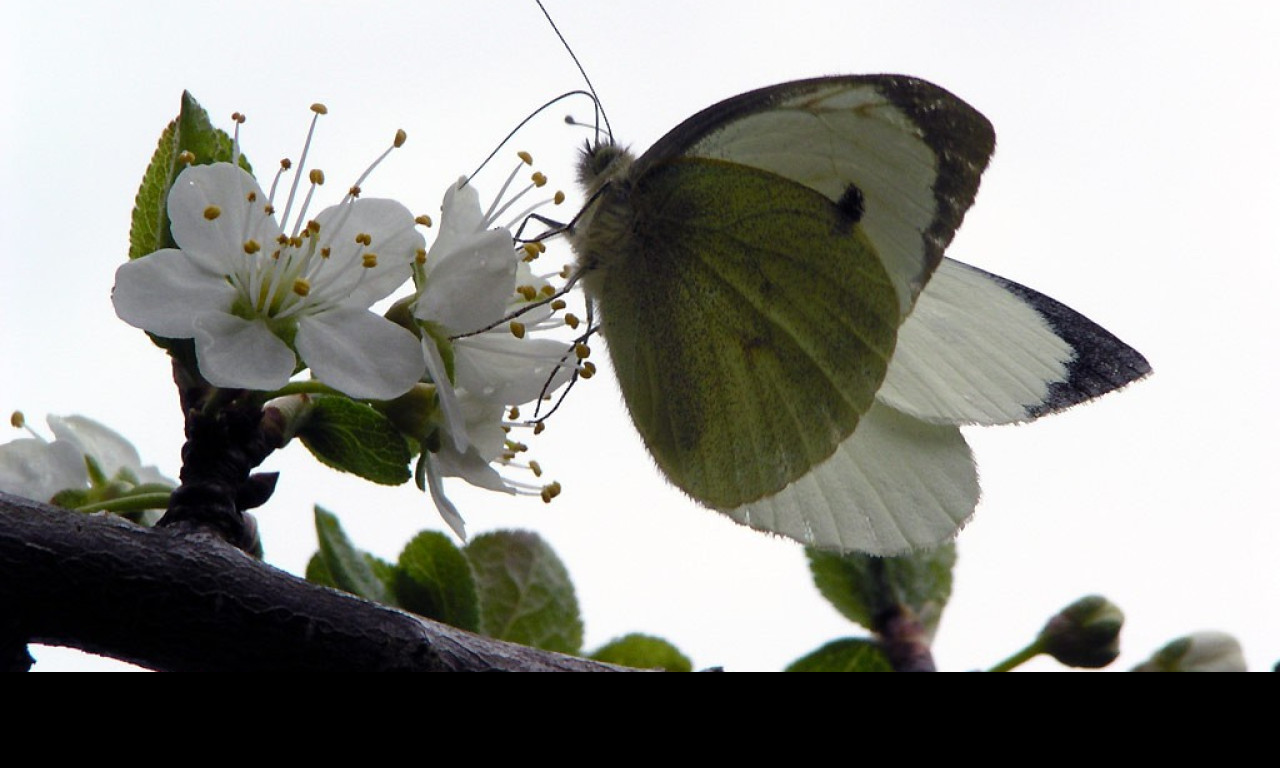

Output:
xmin=529 ymin=460 xmax=543 ymax=477
xmin=551 ymin=299 xmax=567 ymax=311
xmin=415 ymin=248 xmax=427 ymax=265
xmin=517 ymin=151 xmax=533 ymax=165
xmin=321 ymin=247 xmax=331 ymax=258
xmin=517 ymin=285 xmax=538 ymax=301
xmin=533 ymin=421 xmax=546 ymax=435
xmin=565 ymin=313 xmax=580 ymax=329
xmin=522 ymin=243 xmax=541 ymax=261
xmin=10 ymin=411 xmax=25 ymax=429
xmin=580 ymin=361 xmax=596 ymax=379
xmin=309 ymin=169 xmax=325 ymax=185
xmin=554 ymin=190 xmax=566 ymax=205
xmin=540 ymin=284 xmax=556 ymax=296
xmin=288 ymin=235 xmax=303 ymax=248
xmin=348 ymin=185 xmax=361 ymax=197
xmin=508 ymin=406 xmax=520 ymax=420
xmin=311 ymin=103 xmax=328 ymax=115
xmin=292 ymin=278 xmax=311 ymax=296
xmin=178 ymin=150 xmax=195 ymax=165
xmin=308 ymin=220 xmax=321 ymax=233
xmin=203 ymin=205 xmax=222 ymax=220
xmin=246 ymin=191 xmax=258 ymax=202
xmin=362 ymin=253 xmax=378 ymax=268
xmin=263 ymin=203 xmax=275 ymax=215
xmin=355 ymin=232 xmax=372 ymax=246
xmin=280 ymin=158 xmax=293 ymax=170
xmin=243 ymin=239 xmax=261 ymax=254
xmin=531 ymin=171 xmax=547 ymax=187
xmin=574 ymin=343 xmax=590 ymax=360
xmin=231 ymin=111 xmax=246 ymax=124
xmin=415 ymin=214 xmax=433 ymax=228
xmin=509 ymin=321 xmax=526 ymax=339
xmin=394 ymin=129 xmax=407 ymax=148
xmin=540 ymin=481 xmax=562 ymax=503
xmin=276 ymin=234 xmax=290 ymax=245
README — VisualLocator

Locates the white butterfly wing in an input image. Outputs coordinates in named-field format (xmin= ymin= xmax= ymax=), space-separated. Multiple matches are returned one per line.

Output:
xmin=637 ymin=75 xmax=995 ymax=319
xmin=879 ymin=258 xmax=1152 ymax=425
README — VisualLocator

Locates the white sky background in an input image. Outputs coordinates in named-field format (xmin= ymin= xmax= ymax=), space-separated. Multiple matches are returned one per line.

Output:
xmin=3 ymin=1 xmax=1277 ymax=672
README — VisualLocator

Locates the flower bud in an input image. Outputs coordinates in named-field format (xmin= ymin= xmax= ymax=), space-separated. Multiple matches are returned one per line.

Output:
xmin=1132 ymin=631 xmax=1246 ymax=672
xmin=1036 ymin=595 xmax=1124 ymax=668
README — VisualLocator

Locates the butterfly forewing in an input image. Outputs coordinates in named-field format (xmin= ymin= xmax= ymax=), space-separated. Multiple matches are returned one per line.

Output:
xmin=636 ymin=76 xmax=995 ymax=319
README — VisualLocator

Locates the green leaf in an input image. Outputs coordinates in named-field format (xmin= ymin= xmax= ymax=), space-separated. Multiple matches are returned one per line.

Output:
xmin=465 ymin=530 xmax=583 ymax=654
xmin=313 ymin=506 xmax=389 ymax=604
xmin=298 ymin=396 xmax=412 ymax=485
xmin=128 ymin=91 xmax=250 ymax=260
xmin=590 ymin=634 xmax=692 ymax=671
xmin=807 ymin=543 xmax=956 ymax=639
xmin=786 ymin=638 xmax=893 ymax=672
xmin=393 ymin=531 xmax=480 ymax=632
xmin=305 ymin=552 xmax=336 ymax=588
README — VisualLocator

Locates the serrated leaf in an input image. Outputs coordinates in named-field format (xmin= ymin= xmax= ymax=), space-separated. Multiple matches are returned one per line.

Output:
xmin=465 ymin=530 xmax=583 ymax=654
xmin=128 ymin=91 xmax=250 ymax=260
xmin=786 ymin=638 xmax=893 ymax=672
xmin=298 ymin=396 xmax=412 ymax=485
xmin=393 ymin=531 xmax=480 ymax=632
xmin=807 ymin=543 xmax=955 ymax=639
xmin=313 ymin=506 xmax=389 ymax=604
xmin=590 ymin=634 xmax=692 ymax=672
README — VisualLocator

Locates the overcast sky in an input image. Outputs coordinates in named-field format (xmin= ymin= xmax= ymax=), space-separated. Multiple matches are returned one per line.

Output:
xmin=3 ymin=0 xmax=1277 ymax=671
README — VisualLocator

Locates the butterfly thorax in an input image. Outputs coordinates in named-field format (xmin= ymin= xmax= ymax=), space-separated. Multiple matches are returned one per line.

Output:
xmin=569 ymin=140 xmax=639 ymax=298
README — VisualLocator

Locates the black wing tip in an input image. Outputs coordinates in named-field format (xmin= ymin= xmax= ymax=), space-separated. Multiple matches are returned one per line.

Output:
xmin=993 ymin=274 xmax=1153 ymax=418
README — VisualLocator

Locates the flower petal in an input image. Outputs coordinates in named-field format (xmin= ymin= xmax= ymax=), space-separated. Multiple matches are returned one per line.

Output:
xmin=295 ymin=306 xmax=426 ymax=400
xmin=312 ymin=198 xmax=423 ymax=307
xmin=416 ymin=229 xmax=517 ymax=332
xmin=112 ymin=249 xmax=238 ymax=338
xmin=0 ymin=438 xmax=85 ymax=501
xmin=422 ymin=454 xmax=468 ymax=541
xmin=455 ymin=335 xmax=573 ymax=405
xmin=193 ymin=313 xmax=298 ymax=391
xmin=167 ymin=163 xmax=282 ymax=274
xmin=47 ymin=415 xmax=143 ymax=479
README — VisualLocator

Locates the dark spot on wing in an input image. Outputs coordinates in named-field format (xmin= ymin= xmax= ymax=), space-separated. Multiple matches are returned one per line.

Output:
xmin=836 ymin=183 xmax=865 ymax=225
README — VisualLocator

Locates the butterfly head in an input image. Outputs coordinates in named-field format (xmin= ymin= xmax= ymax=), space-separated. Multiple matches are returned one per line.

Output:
xmin=576 ymin=139 xmax=633 ymax=196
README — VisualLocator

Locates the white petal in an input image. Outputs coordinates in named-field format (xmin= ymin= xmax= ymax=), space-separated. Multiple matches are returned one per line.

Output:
xmin=455 ymin=334 xmax=573 ymax=405
xmin=295 ymin=306 xmax=426 ymax=400
xmin=729 ymin=403 xmax=978 ymax=556
xmin=422 ymin=336 xmax=469 ymax=452
xmin=415 ymin=229 xmax=517 ymax=332
xmin=423 ymin=454 xmax=468 ymax=541
xmin=192 ymin=313 xmax=297 ymax=391
xmin=436 ymin=444 xmax=516 ymax=494
xmin=167 ymin=163 xmax=282 ymax=274
xmin=430 ymin=179 xmax=486 ymax=255
xmin=47 ymin=415 xmax=142 ymax=479
xmin=0 ymin=438 xmax=86 ymax=501
xmin=112 ymin=249 xmax=237 ymax=338
xmin=311 ymin=198 xmax=423 ymax=307
xmin=877 ymin=258 xmax=1072 ymax=425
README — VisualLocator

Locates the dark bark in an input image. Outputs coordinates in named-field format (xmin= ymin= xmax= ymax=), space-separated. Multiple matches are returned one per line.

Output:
xmin=0 ymin=492 xmax=626 ymax=672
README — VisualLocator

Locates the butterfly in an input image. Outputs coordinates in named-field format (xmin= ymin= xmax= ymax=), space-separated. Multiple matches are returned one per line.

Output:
xmin=565 ymin=75 xmax=1150 ymax=555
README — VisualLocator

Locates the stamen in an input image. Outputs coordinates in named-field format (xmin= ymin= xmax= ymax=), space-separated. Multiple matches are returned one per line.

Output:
xmin=9 ymin=411 xmax=24 ymax=428
xmin=293 ymin=278 xmax=311 ymax=296
xmin=362 ymin=253 xmax=378 ymax=268
xmin=579 ymin=361 xmax=596 ymax=379
xmin=415 ymin=214 xmax=433 ymax=228
xmin=509 ymin=321 xmax=526 ymax=339
xmin=203 ymin=205 xmax=222 ymax=220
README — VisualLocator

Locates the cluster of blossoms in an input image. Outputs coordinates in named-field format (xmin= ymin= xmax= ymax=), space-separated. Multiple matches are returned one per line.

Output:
xmin=0 ymin=412 xmax=173 ymax=518
xmin=105 ymin=106 xmax=583 ymax=538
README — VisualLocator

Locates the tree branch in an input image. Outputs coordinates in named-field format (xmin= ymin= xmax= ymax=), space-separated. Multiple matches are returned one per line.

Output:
xmin=0 ymin=492 xmax=627 ymax=672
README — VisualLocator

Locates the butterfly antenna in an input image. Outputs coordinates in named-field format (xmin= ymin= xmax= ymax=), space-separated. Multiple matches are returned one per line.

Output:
xmin=465 ymin=90 xmax=599 ymax=186
xmin=532 ymin=314 xmax=600 ymax=423
xmin=535 ymin=0 xmax=613 ymax=145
